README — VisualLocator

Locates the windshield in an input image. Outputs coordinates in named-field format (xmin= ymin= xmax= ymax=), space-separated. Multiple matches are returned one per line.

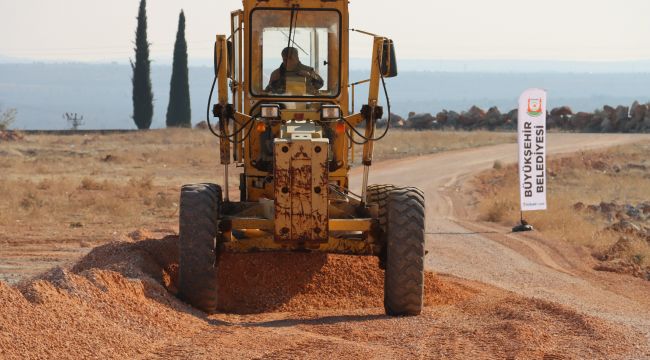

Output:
xmin=250 ymin=9 xmax=341 ymax=98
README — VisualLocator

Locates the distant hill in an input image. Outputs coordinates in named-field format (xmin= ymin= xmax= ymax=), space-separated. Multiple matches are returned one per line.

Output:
xmin=0 ymin=63 xmax=214 ymax=130
xmin=1 ymin=63 xmax=649 ymax=130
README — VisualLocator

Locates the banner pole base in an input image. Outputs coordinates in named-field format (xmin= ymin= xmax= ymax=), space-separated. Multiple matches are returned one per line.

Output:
xmin=512 ymin=216 xmax=534 ymax=232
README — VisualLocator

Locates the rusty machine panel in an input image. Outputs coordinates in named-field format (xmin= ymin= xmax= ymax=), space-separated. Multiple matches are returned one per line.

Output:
xmin=274 ymin=138 xmax=329 ymax=246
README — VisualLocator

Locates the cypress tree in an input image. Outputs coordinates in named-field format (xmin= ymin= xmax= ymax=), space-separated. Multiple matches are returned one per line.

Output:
xmin=166 ymin=10 xmax=191 ymax=128
xmin=131 ymin=0 xmax=154 ymax=130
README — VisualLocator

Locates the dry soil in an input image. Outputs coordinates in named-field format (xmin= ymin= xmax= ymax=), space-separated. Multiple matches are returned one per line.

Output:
xmin=1 ymin=132 xmax=650 ymax=359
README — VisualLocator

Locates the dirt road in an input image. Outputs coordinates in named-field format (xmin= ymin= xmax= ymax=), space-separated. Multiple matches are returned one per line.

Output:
xmin=353 ymin=133 xmax=650 ymax=342
xmin=2 ymin=133 xmax=650 ymax=359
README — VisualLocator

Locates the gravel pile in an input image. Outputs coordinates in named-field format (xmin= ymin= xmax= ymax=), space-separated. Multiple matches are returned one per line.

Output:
xmin=71 ymin=235 xmax=465 ymax=314
xmin=0 ymin=235 xmax=642 ymax=359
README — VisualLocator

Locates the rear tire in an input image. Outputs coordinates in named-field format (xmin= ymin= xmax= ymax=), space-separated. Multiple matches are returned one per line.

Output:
xmin=178 ymin=183 xmax=222 ymax=313
xmin=383 ymin=187 xmax=425 ymax=316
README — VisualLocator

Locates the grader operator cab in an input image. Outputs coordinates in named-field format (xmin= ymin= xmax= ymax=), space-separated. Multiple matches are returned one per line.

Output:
xmin=178 ymin=0 xmax=425 ymax=316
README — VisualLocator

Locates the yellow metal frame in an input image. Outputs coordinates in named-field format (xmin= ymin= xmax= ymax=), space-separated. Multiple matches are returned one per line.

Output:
xmin=221 ymin=218 xmax=378 ymax=255
xmin=228 ymin=218 xmax=372 ymax=232
xmin=241 ymin=0 xmax=352 ymax=200
xmin=211 ymin=0 xmax=390 ymax=255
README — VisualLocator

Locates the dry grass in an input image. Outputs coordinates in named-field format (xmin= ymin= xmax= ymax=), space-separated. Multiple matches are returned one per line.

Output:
xmin=0 ymin=129 xmax=223 ymax=244
xmin=0 ymin=175 xmax=171 ymax=227
xmin=0 ymin=128 xmax=514 ymax=245
xmin=352 ymin=130 xmax=515 ymax=162
xmin=474 ymin=141 xmax=650 ymax=267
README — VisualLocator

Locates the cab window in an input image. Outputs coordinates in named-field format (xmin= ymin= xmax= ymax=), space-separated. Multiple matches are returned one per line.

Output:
xmin=250 ymin=9 xmax=341 ymax=97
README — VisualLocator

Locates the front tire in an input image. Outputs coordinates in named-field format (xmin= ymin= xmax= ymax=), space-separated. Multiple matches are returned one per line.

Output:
xmin=178 ymin=183 xmax=222 ymax=313
xmin=383 ymin=187 xmax=425 ymax=316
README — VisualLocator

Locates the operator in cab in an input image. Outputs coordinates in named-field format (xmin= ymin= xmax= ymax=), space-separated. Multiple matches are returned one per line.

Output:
xmin=266 ymin=47 xmax=324 ymax=95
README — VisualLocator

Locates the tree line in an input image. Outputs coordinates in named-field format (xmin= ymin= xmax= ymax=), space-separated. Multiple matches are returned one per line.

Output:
xmin=132 ymin=0 xmax=191 ymax=129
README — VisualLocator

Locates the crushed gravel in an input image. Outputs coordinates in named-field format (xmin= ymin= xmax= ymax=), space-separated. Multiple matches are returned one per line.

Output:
xmin=0 ymin=235 xmax=645 ymax=359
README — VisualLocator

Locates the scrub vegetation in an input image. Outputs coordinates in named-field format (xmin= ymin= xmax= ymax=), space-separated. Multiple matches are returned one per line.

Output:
xmin=475 ymin=142 xmax=650 ymax=278
xmin=0 ymin=129 xmax=513 ymax=244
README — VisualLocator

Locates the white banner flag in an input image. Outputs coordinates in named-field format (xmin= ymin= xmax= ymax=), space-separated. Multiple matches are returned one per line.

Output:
xmin=518 ymin=88 xmax=547 ymax=211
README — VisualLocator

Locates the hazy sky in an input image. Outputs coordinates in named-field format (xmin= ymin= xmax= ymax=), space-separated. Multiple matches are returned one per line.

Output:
xmin=2 ymin=0 xmax=650 ymax=63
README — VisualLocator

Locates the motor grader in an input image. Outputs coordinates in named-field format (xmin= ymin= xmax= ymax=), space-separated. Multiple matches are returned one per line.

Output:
xmin=178 ymin=0 xmax=425 ymax=316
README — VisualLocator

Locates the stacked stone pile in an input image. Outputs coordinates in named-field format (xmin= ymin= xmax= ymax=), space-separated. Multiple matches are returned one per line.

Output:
xmin=384 ymin=100 xmax=650 ymax=132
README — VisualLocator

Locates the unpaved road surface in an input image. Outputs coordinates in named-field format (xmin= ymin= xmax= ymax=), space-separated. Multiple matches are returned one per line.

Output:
xmin=354 ymin=133 xmax=650 ymax=345
xmin=2 ymin=133 xmax=650 ymax=359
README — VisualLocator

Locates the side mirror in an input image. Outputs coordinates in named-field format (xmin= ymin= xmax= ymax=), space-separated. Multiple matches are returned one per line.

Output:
xmin=212 ymin=40 xmax=235 ymax=78
xmin=227 ymin=40 xmax=234 ymax=78
xmin=380 ymin=39 xmax=398 ymax=78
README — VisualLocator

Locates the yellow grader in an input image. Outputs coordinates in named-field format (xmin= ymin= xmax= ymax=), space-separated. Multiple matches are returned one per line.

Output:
xmin=178 ymin=0 xmax=425 ymax=316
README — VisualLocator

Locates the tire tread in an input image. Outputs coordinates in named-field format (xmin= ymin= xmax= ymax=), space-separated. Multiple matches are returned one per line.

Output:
xmin=178 ymin=183 xmax=222 ymax=313
xmin=383 ymin=186 xmax=425 ymax=316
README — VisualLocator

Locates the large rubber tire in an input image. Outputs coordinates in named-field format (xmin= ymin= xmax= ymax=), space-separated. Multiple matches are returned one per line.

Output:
xmin=178 ymin=183 xmax=222 ymax=313
xmin=383 ymin=186 xmax=425 ymax=316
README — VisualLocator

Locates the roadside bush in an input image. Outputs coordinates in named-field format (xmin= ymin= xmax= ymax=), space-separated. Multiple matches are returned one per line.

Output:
xmin=0 ymin=107 xmax=17 ymax=130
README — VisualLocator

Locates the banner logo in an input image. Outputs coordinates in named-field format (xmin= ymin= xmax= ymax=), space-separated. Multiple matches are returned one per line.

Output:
xmin=527 ymin=98 xmax=543 ymax=117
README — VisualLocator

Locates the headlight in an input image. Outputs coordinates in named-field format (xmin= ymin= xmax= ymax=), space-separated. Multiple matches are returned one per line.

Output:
xmin=321 ymin=105 xmax=341 ymax=120
xmin=260 ymin=104 xmax=280 ymax=119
